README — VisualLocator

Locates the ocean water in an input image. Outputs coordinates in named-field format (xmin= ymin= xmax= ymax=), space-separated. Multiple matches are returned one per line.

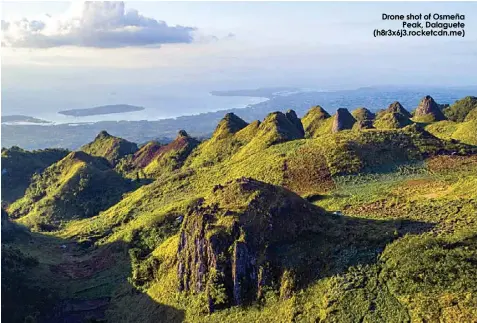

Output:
xmin=1 ymin=86 xmax=268 ymax=124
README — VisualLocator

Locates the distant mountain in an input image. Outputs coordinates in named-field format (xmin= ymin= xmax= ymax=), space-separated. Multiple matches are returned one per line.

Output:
xmin=59 ymin=104 xmax=144 ymax=117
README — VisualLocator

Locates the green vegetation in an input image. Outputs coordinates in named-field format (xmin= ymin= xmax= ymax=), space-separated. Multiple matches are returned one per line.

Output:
xmin=80 ymin=130 xmax=138 ymax=166
xmin=1 ymin=146 xmax=69 ymax=204
xmin=374 ymin=112 xmax=412 ymax=129
xmin=301 ymin=105 xmax=332 ymax=138
xmin=2 ymin=96 xmax=477 ymax=322
xmin=352 ymin=107 xmax=375 ymax=121
xmin=443 ymin=96 xmax=477 ymax=122
xmin=8 ymin=151 xmax=135 ymax=231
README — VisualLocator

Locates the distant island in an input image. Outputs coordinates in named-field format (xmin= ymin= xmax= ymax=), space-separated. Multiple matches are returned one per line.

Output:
xmin=58 ymin=104 xmax=145 ymax=117
xmin=2 ymin=115 xmax=50 ymax=124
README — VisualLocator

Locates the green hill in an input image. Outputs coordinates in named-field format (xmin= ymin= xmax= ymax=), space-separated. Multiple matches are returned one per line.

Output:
xmin=443 ymin=96 xmax=477 ymax=122
xmin=2 ymin=95 xmax=477 ymax=323
xmin=301 ymin=106 xmax=332 ymax=138
xmin=425 ymin=106 xmax=477 ymax=146
xmin=80 ymin=130 xmax=138 ymax=166
xmin=1 ymin=146 xmax=69 ymax=204
xmin=374 ymin=112 xmax=413 ymax=129
xmin=8 ymin=151 xmax=135 ymax=231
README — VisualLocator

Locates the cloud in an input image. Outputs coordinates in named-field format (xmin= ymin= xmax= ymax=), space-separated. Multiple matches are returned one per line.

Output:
xmin=1 ymin=1 xmax=198 ymax=48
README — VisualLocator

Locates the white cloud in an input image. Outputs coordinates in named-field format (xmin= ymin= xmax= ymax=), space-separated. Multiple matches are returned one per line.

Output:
xmin=1 ymin=1 xmax=198 ymax=48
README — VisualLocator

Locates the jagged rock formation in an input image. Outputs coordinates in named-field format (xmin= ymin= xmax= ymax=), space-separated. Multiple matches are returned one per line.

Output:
xmin=301 ymin=106 xmax=331 ymax=137
xmin=285 ymin=109 xmax=305 ymax=137
xmin=414 ymin=95 xmax=446 ymax=122
xmin=332 ymin=108 xmax=356 ymax=133
xmin=177 ymin=178 xmax=329 ymax=311
xmin=387 ymin=101 xmax=412 ymax=118
xmin=80 ymin=131 xmax=138 ymax=166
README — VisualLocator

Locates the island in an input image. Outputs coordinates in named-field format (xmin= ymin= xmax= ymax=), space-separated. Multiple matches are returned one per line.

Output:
xmin=2 ymin=115 xmax=51 ymax=124
xmin=58 ymin=104 xmax=145 ymax=117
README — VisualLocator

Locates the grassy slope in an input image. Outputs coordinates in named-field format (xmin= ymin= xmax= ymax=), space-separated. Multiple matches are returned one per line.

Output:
xmin=1 ymin=146 xmax=69 ymax=204
xmin=8 ymin=151 xmax=135 ymax=231
xmin=3 ymin=107 xmax=477 ymax=322
xmin=426 ymin=108 xmax=477 ymax=145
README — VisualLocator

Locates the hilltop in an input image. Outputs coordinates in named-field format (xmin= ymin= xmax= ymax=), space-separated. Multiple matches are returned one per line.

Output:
xmin=7 ymin=151 xmax=136 ymax=231
xmin=80 ymin=130 xmax=138 ymax=166
xmin=2 ymin=94 xmax=477 ymax=323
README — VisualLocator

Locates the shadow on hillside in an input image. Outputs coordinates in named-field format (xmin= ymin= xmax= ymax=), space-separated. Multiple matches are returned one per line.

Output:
xmin=270 ymin=213 xmax=435 ymax=292
xmin=1 ymin=221 xmax=185 ymax=323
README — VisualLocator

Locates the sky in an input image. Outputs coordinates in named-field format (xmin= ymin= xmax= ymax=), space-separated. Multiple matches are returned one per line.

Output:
xmin=1 ymin=1 xmax=476 ymax=119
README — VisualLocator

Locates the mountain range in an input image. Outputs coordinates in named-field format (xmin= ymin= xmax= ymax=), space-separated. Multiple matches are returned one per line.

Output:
xmin=2 ymin=94 xmax=477 ymax=323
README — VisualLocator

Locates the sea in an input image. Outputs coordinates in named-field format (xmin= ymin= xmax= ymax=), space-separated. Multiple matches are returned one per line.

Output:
xmin=1 ymin=85 xmax=269 ymax=125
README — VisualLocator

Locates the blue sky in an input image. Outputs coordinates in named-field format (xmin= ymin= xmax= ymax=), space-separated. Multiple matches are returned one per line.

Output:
xmin=2 ymin=1 xmax=476 ymax=93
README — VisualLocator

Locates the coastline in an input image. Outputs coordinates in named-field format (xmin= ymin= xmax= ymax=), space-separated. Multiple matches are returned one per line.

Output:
xmin=1 ymin=95 xmax=270 ymax=127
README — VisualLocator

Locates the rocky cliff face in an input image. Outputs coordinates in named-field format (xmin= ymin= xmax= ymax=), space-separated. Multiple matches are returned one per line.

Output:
xmin=332 ymin=108 xmax=356 ymax=133
xmin=176 ymin=178 xmax=328 ymax=311
xmin=414 ymin=95 xmax=446 ymax=121
xmin=285 ymin=109 xmax=305 ymax=137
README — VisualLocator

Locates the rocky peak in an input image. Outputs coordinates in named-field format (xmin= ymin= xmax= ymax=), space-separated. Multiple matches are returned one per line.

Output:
xmin=177 ymin=178 xmax=327 ymax=311
xmin=177 ymin=130 xmax=189 ymax=138
xmin=285 ymin=109 xmax=305 ymax=137
xmin=332 ymin=108 xmax=356 ymax=133
xmin=95 ymin=130 xmax=111 ymax=140
xmin=387 ymin=101 xmax=411 ymax=117
xmin=414 ymin=95 xmax=446 ymax=121
xmin=213 ymin=113 xmax=248 ymax=139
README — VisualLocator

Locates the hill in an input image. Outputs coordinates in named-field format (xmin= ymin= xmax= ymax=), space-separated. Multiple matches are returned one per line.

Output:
xmin=80 ymin=130 xmax=138 ymax=166
xmin=7 ymin=151 xmax=135 ymax=231
xmin=412 ymin=95 xmax=447 ymax=122
xmin=301 ymin=106 xmax=332 ymax=138
xmin=443 ymin=96 xmax=477 ymax=122
xmin=1 ymin=146 xmax=69 ymax=204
